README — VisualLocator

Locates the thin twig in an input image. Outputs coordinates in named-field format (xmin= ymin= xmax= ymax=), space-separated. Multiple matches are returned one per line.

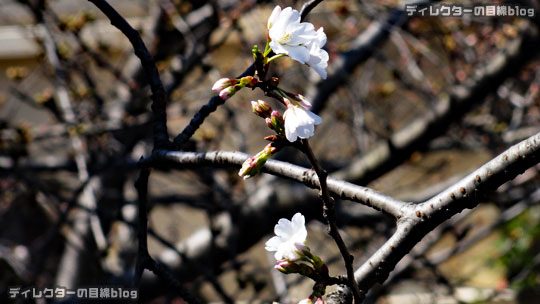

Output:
xmin=134 ymin=167 xmax=201 ymax=303
xmin=173 ymin=65 xmax=256 ymax=149
xmin=300 ymin=139 xmax=363 ymax=303
xmin=88 ymin=0 xmax=171 ymax=150
xmin=300 ymin=0 xmax=324 ymax=21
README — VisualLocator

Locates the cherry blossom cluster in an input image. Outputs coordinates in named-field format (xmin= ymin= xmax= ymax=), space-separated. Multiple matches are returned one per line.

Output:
xmin=210 ymin=5 xmax=327 ymax=181
xmin=265 ymin=213 xmax=329 ymax=304
xmin=210 ymin=5 xmax=333 ymax=302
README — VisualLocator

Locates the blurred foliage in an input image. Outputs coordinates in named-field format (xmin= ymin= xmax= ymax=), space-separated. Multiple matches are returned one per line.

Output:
xmin=497 ymin=206 xmax=540 ymax=289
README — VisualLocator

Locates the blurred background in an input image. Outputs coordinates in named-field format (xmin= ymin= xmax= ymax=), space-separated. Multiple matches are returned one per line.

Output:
xmin=1 ymin=0 xmax=540 ymax=303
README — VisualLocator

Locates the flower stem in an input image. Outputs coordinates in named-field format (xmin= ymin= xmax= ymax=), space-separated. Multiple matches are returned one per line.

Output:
xmin=266 ymin=53 xmax=286 ymax=63
xmin=300 ymin=139 xmax=364 ymax=303
xmin=264 ymin=38 xmax=272 ymax=56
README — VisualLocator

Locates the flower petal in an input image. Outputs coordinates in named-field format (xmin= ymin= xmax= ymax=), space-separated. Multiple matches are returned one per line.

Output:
xmin=275 ymin=218 xmax=293 ymax=238
xmin=291 ymin=212 xmax=305 ymax=228
xmin=307 ymin=109 xmax=323 ymax=125
xmin=267 ymin=5 xmax=281 ymax=29
xmin=284 ymin=45 xmax=310 ymax=64
xmin=284 ymin=105 xmax=322 ymax=142
xmin=265 ymin=236 xmax=282 ymax=251
xmin=265 ymin=213 xmax=308 ymax=261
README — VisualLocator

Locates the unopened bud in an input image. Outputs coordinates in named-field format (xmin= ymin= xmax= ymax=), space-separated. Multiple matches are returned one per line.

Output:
xmin=269 ymin=111 xmax=285 ymax=134
xmin=219 ymin=86 xmax=236 ymax=100
xmin=251 ymin=100 xmax=272 ymax=118
xmin=263 ymin=143 xmax=277 ymax=154
xmin=274 ymin=260 xmax=301 ymax=274
xmin=252 ymin=45 xmax=262 ymax=59
xmin=240 ymin=76 xmax=258 ymax=88
xmin=238 ymin=143 xmax=279 ymax=179
xmin=212 ymin=78 xmax=234 ymax=92
xmin=265 ymin=117 xmax=273 ymax=129
xmin=297 ymin=263 xmax=315 ymax=276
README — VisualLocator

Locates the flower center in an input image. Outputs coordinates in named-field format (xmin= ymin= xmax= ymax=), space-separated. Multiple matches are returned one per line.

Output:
xmin=277 ymin=32 xmax=292 ymax=44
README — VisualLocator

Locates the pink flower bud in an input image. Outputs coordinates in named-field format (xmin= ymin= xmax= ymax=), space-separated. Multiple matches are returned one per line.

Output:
xmin=219 ymin=86 xmax=235 ymax=100
xmin=238 ymin=144 xmax=281 ymax=179
xmin=212 ymin=78 xmax=234 ymax=92
xmin=251 ymin=100 xmax=272 ymax=118
xmin=268 ymin=110 xmax=285 ymax=134
xmin=265 ymin=117 xmax=273 ymax=129
xmin=274 ymin=264 xmax=288 ymax=273
xmin=274 ymin=260 xmax=290 ymax=272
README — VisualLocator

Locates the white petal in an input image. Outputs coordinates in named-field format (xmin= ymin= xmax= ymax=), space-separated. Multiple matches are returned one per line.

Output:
xmin=284 ymin=45 xmax=310 ymax=64
xmin=297 ymin=95 xmax=312 ymax=109
xmin=269 ymin=40 xmax=289 ymax=56
xmin=284 ymin=108 xmax=299 ymax=142
xmin=292 ymin=23 xmax=317 ymax=43
xmin=312 ymin=63 xmax=327 ymax=79
xmin=291 ymin=213 xmax=305 ymax=227
xmin=280 ymin=7 xmax=299 ymax=26
xmin=265 ymin=236 xmax=282 ymax=251
xmin=266 ymin=213 xmax=308 ymax=261
xmin=272 ymin=7 xmax=294 ymax=33
xmin=280 ymin=246 xmax=298 ymax=260
xmin=267 ymin=6 xmax=281 ymax=29
xmin=296 ymin=124 xmax=315 ymax=139
xmin=308 ymin=110 xmax=322 ymax=125
xmin=316 ymin=27 xmax=327 ymax=47
xmin=307 ymin=47 xmax=328 ymax=79
xmin=275 ymin=218 xmax=293 ymax=238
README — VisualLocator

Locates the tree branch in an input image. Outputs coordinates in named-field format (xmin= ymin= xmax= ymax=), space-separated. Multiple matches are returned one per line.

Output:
xmin=134 ymin=167 xmax=201 ymax=303
xmin=88 ymin=0 xmax=171 ymax=149
xmin=350 ymin=131 xmax=540 ymax=300
xmin=140 ymin=149 xmax=407 ymax=218
xmin=301 ymin=139 xmax=363 ymax=302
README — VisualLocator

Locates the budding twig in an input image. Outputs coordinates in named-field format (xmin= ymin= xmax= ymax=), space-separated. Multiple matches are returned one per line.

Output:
xmin=300 ymin=139 xmax=364 ymax=303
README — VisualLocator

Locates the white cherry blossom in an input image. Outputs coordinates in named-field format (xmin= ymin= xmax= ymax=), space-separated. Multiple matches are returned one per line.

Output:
xmin=283 ymin=98 xmax=322 ymax=142
xmin=267 ymin=5 xmax=327 ymax=78
xmin=306 ymin=28 xmax=329 ymax=79
xmin=265 ymin=213 xmax=308 ymax=261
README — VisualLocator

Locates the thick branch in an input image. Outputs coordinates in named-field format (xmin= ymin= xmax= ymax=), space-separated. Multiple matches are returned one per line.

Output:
xmin=351 ymin=131 xmax=540 ymax=299
xmin=140 ymin=149 xmax=407 ymax=217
